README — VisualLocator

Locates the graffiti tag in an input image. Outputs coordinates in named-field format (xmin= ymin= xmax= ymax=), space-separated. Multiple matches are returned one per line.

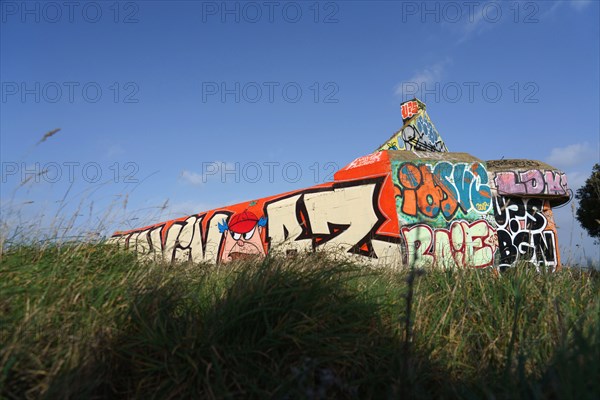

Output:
xmin=494 ymin=169 xmax=569 ymax=196
xmin=111 ymin=179 xmax=402 ymax=265
xmin=400 ymin=220 xmax=497 ymax=269
xmin=395 ymin=161 xmax=492 ymax=221
xmin=401 ymin=100 xmax=419 ymax=121
xmin=493 ymin=197 xmax=557 ymax=270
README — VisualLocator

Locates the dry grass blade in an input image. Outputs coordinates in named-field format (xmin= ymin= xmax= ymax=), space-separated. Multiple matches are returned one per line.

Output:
xmin=36 ymin=128 xmax=61 ymax=145
xmin=0 ymin=246 xmax=598 ymax=400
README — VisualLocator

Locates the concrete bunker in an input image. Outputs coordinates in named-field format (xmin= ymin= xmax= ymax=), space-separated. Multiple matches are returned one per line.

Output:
xmin=110 ymin=99 xmax=570 ymax=270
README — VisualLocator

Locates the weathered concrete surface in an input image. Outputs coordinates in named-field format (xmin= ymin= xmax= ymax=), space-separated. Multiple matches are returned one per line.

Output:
xmin=377 ymin=99 xmax=448 ymax=153
xmin=487 ymin=159 xmax=569 ymax=207
xmin=486 ymin=159 xmax=556 ymax=171
xmin=111 ymin=99 xmax=570 ymax=271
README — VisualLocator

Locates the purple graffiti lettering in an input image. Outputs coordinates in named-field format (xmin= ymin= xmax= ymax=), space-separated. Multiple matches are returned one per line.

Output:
xmin=519 ymin=170 xmax=544 ymax=195
xmin=495 ymin=171 xmax=526 ymax=195
xmin=494 ymin=169 xmax=569 ymax=196
xmin=544 ymin=170 xmax=568 ymax=195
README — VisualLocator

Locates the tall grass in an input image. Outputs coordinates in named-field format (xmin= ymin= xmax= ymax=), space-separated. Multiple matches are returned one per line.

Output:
xmin=1 ymin=245 xmax=598 ymax=399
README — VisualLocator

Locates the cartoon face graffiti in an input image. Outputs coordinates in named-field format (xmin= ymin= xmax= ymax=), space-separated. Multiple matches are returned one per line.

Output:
xmin=218 ymin=210 xmax=267 ymax=262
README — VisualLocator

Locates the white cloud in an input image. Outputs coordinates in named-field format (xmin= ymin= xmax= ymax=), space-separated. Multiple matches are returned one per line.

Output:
xmin=106 ymin=144 xmax=125 ymax=158
xmin=563 ymin=170 xmax=588 ymax=191
xmin=450 ymin=0 xmax=511 ymax=45
xmin=395 ymin=58 xmax=452 ymax=96
xmin=179 ymin=170 xmax=205 ymax=185
xmin=546 ymin=142 xmax=597 ymax=168
xmin=455 ymin=2 xmax=489 ymax=44
xmin=179 ymin=161 xmax=238 ymax=186
xmin=570 ymin=0 xmax=592 ymax=11
xmin=164 ymin=200 xmax=215 ymax=218
xmin=552 ymin=204 xmax=600 ymax=268
xmin=455 ymin=1 xmax=592 ymax=45
xmin=540 ymin=0 xmax=591 ymax=19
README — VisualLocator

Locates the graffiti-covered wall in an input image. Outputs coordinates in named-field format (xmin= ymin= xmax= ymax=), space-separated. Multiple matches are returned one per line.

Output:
xmin=110 ymin=170 xmax=404 ymax=266
xmin=378 ymin=99 xmax=448 ymax=152
xmin=487 ymin=159 xmax=569 ymax=271
xmin=111 ymin=99 xmax=570 ymax=270
xmin=111 ymin=152 xmax=569 ymax=271
xmin=390 ymin=153 xmax=497 ymax=269
xmin=493 ymin=197 xmax=559 ymax=270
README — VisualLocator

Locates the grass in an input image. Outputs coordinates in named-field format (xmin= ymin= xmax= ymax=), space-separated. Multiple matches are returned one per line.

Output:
xmin=1 ymin=244 xmax=599 ymax=399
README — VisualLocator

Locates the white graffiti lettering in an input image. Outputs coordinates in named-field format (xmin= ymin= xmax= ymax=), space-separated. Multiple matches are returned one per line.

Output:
xmin=400 ymin=220 xmax=497 ymax=269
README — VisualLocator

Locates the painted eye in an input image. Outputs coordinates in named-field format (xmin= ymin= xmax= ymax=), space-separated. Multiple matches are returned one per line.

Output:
xmin=231 ymin=232 xmax=242 ymax=240
xmin=243 ymin=227 xmax=256 ymax=240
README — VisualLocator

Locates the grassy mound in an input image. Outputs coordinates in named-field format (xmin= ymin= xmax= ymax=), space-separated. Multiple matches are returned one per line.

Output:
xmin=1 ymin=245 xmax=598 ymax=399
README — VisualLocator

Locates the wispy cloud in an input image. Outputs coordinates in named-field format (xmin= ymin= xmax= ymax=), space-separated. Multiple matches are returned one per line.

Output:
xmin=546 ymin=142 xmax=597 ymax=168
xmin=164 ymin=200 xmax=215 ymax=218
xmin=563 ymin=170 xmax=588 ymax=191
xmin=543 ymin=1 xmax=563 ymax=17
xmin=106 ymin=144 xmax=125 ymax=158
xmin=570 ymin=0 xmax=593 ymax=11
xmin=455 ymin=2 xmax=491 ymax=45
xmin=395 ymin=58 xmax=452 ymax=96
xmin=453 ymin=1 xmax=593 ymax=45
xmin=540 ymin=0 xmax=592 ymax=20
xmin=179 ymin=170 xmax=205 ymax=185
xmin=179 ymin=161 xmax=237 ymax=186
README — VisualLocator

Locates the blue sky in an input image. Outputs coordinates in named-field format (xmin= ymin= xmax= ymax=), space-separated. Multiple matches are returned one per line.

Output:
xmin=1 ymin=0 xmax=598 ymax=265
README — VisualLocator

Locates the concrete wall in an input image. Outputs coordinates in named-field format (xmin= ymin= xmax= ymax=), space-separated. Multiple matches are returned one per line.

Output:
xmin=110 ymin=151 xmax=569 ymax=270
xmin=377 ymin=99 xmax=448 ymax=152
xmin=110 ymin=99 xmax=570 ymax=270
xmin=390 ymin=152 xmax=495 ymax=269
xmin=110 ymin=153 xmax=403 ymax=266
xmin=487 ymin=160 xmax=569 ymax=271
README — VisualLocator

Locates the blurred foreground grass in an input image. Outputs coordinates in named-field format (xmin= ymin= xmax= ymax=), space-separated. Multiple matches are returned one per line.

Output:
xmin=1 ymin=244 xmax=598 ymax=399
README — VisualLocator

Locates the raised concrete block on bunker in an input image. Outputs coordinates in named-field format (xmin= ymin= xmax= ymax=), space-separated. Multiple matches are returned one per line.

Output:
xmin=486 ymin=159 xmax=570 ymax=206
xmin=377 ymin=98 xmax=449 ymax=153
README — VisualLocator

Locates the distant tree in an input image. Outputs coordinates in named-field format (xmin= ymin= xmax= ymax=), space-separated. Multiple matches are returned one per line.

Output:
xmin=575 ymin=163 xmax=600 ymax=243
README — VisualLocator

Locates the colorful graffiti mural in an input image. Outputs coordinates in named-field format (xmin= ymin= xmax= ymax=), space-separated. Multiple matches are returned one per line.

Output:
xmin=218 ymin=211 xmax=268 ymax=262
xmin=391 ymin=155 xmax=497 ymax=268
xmin=111 ymin=176 xmax=404 ymax=265
xmin=487 ymin=160 xmax=568 ymax=271
xmin=111 ymin=100 xmax=571 ymax=271
xmin=378 ymin=98 xmax=448 ymax=153
xmin=493 ymin=197 xmax=558 ymax=271
xmin=494 ymin=169 xmax=569 ymax=196
xmin=393 ymin=161 xmax=491 ymax=223
xmin=401 ymin=99 xmax=421 ymax=123
xmin=400 ymin=220 xmax=497 ymax=269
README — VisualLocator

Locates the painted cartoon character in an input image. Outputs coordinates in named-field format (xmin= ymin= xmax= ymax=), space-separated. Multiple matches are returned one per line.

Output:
xmin=218 ymin=210 xmax=267 ymax=262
